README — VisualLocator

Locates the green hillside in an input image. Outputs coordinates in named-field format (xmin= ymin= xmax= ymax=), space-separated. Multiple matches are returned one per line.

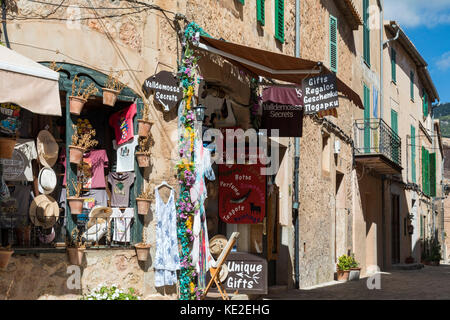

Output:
xmin=434 ymin=103 xmax=450 ymax=138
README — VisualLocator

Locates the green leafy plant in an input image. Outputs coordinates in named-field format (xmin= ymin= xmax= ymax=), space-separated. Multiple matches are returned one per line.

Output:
xmin=81 ymin=284 xmax=140 ymax=300
xmin=337 ymin=254 xmax=359 ymax=271
xmin=422 ymin=237 xmax=442 ymax=262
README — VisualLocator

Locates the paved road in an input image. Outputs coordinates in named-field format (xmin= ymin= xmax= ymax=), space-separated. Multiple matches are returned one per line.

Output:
xmin=265 ymin=265 xmax=450 ymax=300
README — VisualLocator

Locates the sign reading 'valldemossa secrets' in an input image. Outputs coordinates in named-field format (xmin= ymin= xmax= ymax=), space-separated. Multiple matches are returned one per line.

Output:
xmin=142 ymin=70 xmax=183 ymax=111
xmin=302 ymin=73 xmax=339 ymax=115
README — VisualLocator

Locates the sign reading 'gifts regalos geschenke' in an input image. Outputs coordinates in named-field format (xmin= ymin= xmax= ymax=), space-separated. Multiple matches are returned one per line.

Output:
xmin=302 ymin=73 xmax=339 ymax=114
xmin=141 ymin=70 xmax=183 ymax=111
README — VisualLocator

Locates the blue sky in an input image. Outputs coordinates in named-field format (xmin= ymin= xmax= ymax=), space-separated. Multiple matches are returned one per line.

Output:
xmin=385 ymin=0 xmax=450 ymax=104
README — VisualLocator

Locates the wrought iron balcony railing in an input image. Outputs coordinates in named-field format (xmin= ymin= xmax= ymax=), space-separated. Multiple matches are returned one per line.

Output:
xmin=354 ymin=119 xmax=402 ymax=167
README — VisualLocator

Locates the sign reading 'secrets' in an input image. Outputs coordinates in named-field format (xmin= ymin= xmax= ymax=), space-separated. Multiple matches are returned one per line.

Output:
xmin=142 ymin=70 xmax=183 ymax=112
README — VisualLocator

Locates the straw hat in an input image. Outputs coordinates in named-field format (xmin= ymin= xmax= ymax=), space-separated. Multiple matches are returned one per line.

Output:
xmin=209 ymin=234 xmax=228 ymax=257
xmin=29 ymin=194 xmax=59 ymax=228
xmin=87 ymin=206 xmax=112 ymax=229
xmin=38 ymin=166 xmax=57 ymax=195
xmin=37 ymin=130 xmax=59 ymax=168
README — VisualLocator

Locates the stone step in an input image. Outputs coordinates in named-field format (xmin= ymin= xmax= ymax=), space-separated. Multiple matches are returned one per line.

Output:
xmin=391 ymin=263 xmax=424 ymax=270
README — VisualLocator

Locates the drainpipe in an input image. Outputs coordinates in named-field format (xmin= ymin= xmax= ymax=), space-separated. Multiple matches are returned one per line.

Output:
xmin=292 ymin=0 xmax=301 ymax=290
xmin=1 ymin=0 xmax=11 ymax=48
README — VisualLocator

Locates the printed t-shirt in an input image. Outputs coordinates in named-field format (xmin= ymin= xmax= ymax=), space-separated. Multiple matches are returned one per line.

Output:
xmin=62 ymin=150 xmax=109 ymax=189
xmin=111 ymin=208 xmax=134 ymax=242
xmin=107 ymin=172 xmax=135 ymax=207
xmin=113 ymin=136 xmax=138 ymax=172
xmin=109 ymin=103 xmax=137 ymax=145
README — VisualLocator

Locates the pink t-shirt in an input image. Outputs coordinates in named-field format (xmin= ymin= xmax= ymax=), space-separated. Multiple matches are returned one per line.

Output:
xmin=109 ymin=103 xmax=137 ymax=145
xmin=62 ymin=149 xmax=109 ymax=189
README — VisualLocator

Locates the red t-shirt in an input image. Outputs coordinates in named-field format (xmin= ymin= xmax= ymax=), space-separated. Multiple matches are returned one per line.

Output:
xmin=109 ymin=103 xmax=137 ymax=145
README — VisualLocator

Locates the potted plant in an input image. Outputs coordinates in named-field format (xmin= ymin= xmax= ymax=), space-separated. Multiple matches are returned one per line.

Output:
xmin=102 ymin=70 xmax=126 ymax=107
xmin=135 ymin=186 xmax=153 ymax=215
xmin=137 ymin=102 xmax=155 ymax=137
xmin=69 ymin=75 xmax=99 ymax=115
xmin=422 ymin=237 xmax=442 ymax=266
xmin=134 ymin=215 xmax=151 ymax=261
xmin=66 ymin=228 xmax=86 ymax=266
xmin=135 ymin=136 xmax=152 ymax=167
xmin=67 ymin=178 xmax=85 ymax=215
xmin=337 ymin=254 xmax=359 ymax=281
xmin=69 ymin=123 xmax=98 ymax=164
xmin=0 ymin=245 xmax=14 ymax=269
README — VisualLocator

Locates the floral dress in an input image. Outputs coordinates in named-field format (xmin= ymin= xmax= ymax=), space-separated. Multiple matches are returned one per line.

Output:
xmin=154 ymin=187 xmax=180 ymax=287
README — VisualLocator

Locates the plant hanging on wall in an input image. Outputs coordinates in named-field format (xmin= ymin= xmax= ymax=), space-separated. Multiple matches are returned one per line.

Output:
xmin=135 ymin=136 xmax=152 ymax=168
xmin=137 ymin=102 xmax=155 ymax=137
xmin=69 ymin=120 xmax=98 ymax=164
xmin=69 ymin=75 xmax=99 ymax=115
xmin=102 ymin=70 xmax=126 ymax=107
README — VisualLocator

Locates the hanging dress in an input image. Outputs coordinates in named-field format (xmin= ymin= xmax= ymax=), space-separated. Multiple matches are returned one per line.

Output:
xmin=154 ymin=187 xmax=181 ymax=287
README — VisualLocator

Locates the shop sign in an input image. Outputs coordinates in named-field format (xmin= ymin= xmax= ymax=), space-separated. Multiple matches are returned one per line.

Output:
xmin=302 ymin=73 xmax=339 ymax=115
xmin=219 ymin=164 xmax=266 ymax=224
xmin=206 ymin=252 xmax=268 ymax=295
xmin=261 ymin=103 xmax=303 ymax=137
xmin=141 ymin=70 xmax=183 ymax=111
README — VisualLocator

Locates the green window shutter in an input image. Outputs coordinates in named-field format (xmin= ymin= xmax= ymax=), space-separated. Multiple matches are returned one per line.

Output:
xmin=257 ymin=0 xmax=265 ymax=26
xmin=391 ymin=109 xmax=398 ymax=134
xmin=423 ymin=91 xmax=429 ymax=117
xmin=363 ymin=0 xmax=370 ymax=66
xmin=410 ymin=71 xmax=415 ymax=101
xmin=430 ymin=153 xmax=436 ymax=197
xmin=422 ymin=147 xmax=429 ymax=195
xmin=363 ymin=84 xmax=371 ymax=153
xmin=420 ymin=215 xmax=424 ymax=238
xmin=391 ymin=48 xmax=396 ymax=83
xmin=329 ymin=15 xmax=338 ymax=73
xmin=411 ymin=126 xmax=416 ymax=183
xmin=239 ymin=0 xmax=245 ymax=4
xmin=275 ymin=0 xmax=284 ymax=43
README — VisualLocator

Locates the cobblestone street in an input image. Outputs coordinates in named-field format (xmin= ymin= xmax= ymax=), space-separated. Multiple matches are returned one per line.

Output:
xmin=265 ymin=265 xmax=450 ymax=300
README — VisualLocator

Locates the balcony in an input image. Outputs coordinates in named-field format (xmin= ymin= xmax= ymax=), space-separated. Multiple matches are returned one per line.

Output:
xmin=354 ymin=119 xmax=403 ymax=175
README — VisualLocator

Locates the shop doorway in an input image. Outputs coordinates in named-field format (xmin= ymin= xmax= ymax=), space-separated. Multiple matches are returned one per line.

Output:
xmin=391 ymin=194 xmax=400 ymax=264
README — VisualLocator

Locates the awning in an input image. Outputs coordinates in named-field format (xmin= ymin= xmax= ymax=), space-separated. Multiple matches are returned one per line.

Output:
xmin=195 ymin=37 xmax=363 ymax=110
xmin=0 ymin=45 xmax=61 ymax=116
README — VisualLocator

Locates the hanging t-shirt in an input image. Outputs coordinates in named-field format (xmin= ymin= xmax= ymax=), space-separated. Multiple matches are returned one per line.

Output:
xmin=107 ymin=172 xmax=135 ymax=207
xmin=62 ymin=150 xmax=109 ymax=189
xmin=113 ymin=136 xmax=138 ymax=172
xmin=109 ymin=103 xmax=137 ymax=145
xmin=0 ymin=139 xmax=37 ymax=181
xmin=111 ymin=208 xmax=134 ymax=242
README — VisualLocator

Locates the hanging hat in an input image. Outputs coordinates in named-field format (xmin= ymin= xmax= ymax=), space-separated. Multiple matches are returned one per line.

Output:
xmin=37 ymin=130 xmax=59 ymax=168
xmin=29 ymin=194 xmax=59 ymax=228
xmin=210 ymin=234 xmax=228 ymax=257
xmin=38 ymin=167 xmax=57 ymax=195
xmin=39 ymin=227 xmax=55 ymax=244
xmin=87 ymin=206 xmax=113 ymax=229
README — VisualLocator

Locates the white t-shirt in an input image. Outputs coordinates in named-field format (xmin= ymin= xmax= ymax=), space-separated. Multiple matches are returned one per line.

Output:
xmin=0 ymin=139 xmax=37 ymax=181
xmin=113 ymin=136 xmax=138 ymax=172
xmin=111 ymin=208 xmax=134 ymax=242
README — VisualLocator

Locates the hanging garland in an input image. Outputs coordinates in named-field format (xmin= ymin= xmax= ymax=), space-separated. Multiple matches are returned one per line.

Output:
xmin=176 ymin=22 xmax=206 ymax=300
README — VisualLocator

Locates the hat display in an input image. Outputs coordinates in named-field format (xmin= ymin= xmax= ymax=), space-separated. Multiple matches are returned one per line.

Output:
xmin=87 ymin=206 xmax=113 ymax=229
xmin=219 ymin=263 xmax=228 ymax=283
xmin=37 ymin=130 xmax=59 ymax=168
xmin=209 ymin=234 xmax=228 ymax=257
xmin=29 ymin=194 xmax=59 ymax=228
xmin=38 ymin=167 xmax=57 ymax=195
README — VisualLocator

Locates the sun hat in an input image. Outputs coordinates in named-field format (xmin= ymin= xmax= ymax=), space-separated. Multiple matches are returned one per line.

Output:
xmin=209 ymin=234 xmax=228 ymax=257
xmin=29 ymin=194 xmax=60 ymax=228
xmin=37 ymin=130 xmax=59 ymax=168
xmin=38 ymin=166 xmax=57 ymax=195
xmin=87 ymin=206 xmax=113 ymax=229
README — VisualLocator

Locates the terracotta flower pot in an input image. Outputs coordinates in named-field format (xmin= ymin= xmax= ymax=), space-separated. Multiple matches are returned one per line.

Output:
xmin=337 ymin=270 xmax=350 ymax=281
xmin=69 ymin=96 xmax=87 ymax=115
xmin=0 ymin=137 xmax=17 ymax=159
xmin=68 ymin=197 xmax=85 ymax=214
xmin=136 ymin=152 xmax=150 ymax=167
xmin=137 ymin=119 xmax=154 ymax=137
xmin=67 ymin=247 xmax=85 ymax=266
xmin=136 ymin=198 xmax=151 ymax=215
xmin=0 ymin=249 xmax=14 ymax=268
xmin=69 ymin=145 xmax=85 ymax=164
xmin=102 ymin=88 xmax=120 ymax=106
xmin=134 ymin=243 xmax=151 ymax=261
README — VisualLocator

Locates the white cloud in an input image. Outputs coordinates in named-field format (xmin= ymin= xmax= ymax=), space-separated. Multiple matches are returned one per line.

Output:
xmin=384 ymin=0 xmax=450 ymax=28
xmin=436 ymin=52 xmax=450 ymax=71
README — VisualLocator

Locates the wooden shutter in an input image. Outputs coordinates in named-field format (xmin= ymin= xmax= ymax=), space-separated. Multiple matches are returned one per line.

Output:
xmin=411 ymin=126 xmax=416 ymax=183
xmin=391 ymin=48 xmax=396 ymax=83
xmin=430 ymin=152 xmax=436 ymax=197
xmin=410 ymin=71 xmax=415 ymax=100
xmin=257 ymin=0 xmax=265 ymax=26
xmin=391 ymin=109 xmax=398 ymax=134
xmin=422 ymin=147 xmax=429 ymax=196
xmin=239 ymin=0 xmax=245 ymax=4
xmin=330 ymin=15 xmax=338 ymax=73
xmin=423 ymin=91 xmax=429 ymax=117
xmin=363 ymin=0 xmax=370 ymax=65
xmin=275 ymin=0 xmax=284 ymax=43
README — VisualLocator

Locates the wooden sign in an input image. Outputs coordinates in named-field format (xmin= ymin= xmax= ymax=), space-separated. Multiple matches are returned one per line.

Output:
xmin=141 ymin=70 xmax=183 ymax=111
xmin=302 ymin=73 xmax=339 ymax=115
xmin=261 ymin=103 xmax=303 ymax=137
xmin=207 ymin=252 xmax=268 ymax=295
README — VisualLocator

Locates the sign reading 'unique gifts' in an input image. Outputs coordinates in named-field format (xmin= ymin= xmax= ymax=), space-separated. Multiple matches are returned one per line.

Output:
xmin=141 ymin=70 xmax=183 ymax=112
xmin=302 ymin=73 xmax=339 ymax=115
xmin=218 ymin=164 xmax=266 ymax=224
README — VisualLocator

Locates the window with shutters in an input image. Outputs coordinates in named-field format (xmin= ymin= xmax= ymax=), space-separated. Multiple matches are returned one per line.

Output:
xmin=410 ymin=71 xmax=415 ymax=101
xmin=239 ymin=0 xmax=245 ymax=4
xmin=429 ymin=152 xmax=436 ymax=197
xmin=275 ymin=0 xmax=284 ymax=43
xmin=423 ymin=90 xmax=429 ymax=117
xmin=411 ymin=126 xmax=416 ymax=183
xmin=363 ymin=0 xmax=370 ymax=66
xmin=257 ymin=0 xmax=265 ymax=26
xmin=422 ymin=147 xmax=429 ymax=196
xmin=329 ymin=15 xmax=338 ymax=73
xmin=391 ymin=48 xmax=397 ymax=83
